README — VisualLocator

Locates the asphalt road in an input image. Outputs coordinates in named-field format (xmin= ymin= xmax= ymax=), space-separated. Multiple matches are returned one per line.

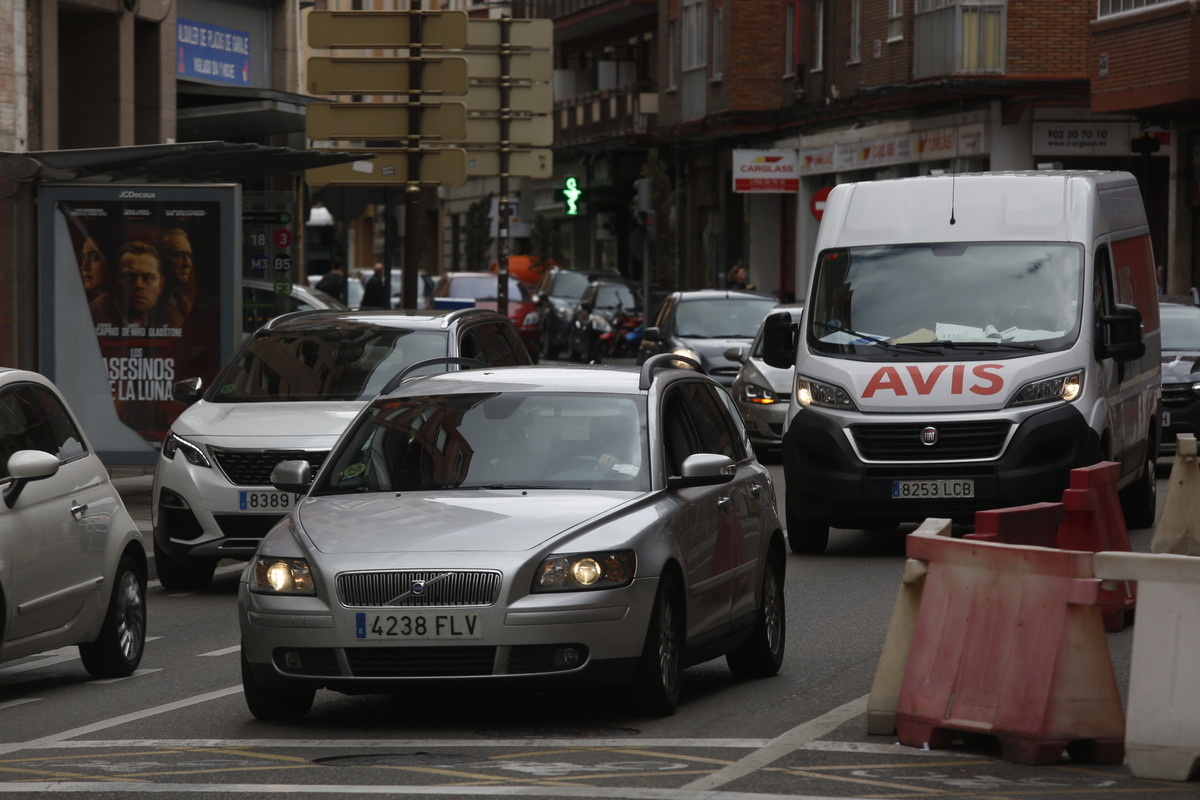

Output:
xmin=0 ymin=451 xmax=1191 ymax=799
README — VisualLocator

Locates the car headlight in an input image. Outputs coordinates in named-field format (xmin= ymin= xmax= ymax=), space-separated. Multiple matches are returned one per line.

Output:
xmin=591 ymin=315 xmax=613 ymax=333
xmin=533 ymin=551 xmax=636 ymax=592
xmin=796 ymin=376 xmax=856 ymax=410
xmin=162 ymin=432 xmax=211 ymax=468
xmin=740 ymin=381 xmax=779 ymax=405
xmin=522 ymin=311 xmax=540 ymax=326
xmin=1009 ymin=371 xmax=1082 ymax=407
xmin=251 ymin=556 xmax=316 ymax=596
xmin=554 ymin=305 xmax=572 ymax=320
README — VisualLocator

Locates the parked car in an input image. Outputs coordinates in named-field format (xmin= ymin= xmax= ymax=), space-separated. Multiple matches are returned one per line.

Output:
xmin=152 ymin=308 xmax=531 ymax=591
xmin=1160 ymin=300 xmax=1200 ymax=457
xmin=533 ymin=267 xmax=624 ymax=359
xmin=243 ymin=279 xmax=348 ymax=335
xmin=239 ymin=356 xmax=787 ymax=720
xmin=304 ymin=270 xmax=433 ymax=311
xmin=637 ymin=290 xmax=780 ymax=385
xmin=566 ymin=280 xmax=643 ymax=363
xmin=729 ymin=304 xmax=804 ymax=452
xmin=432 ymin=271 xmax=541 ymax=360
xmin=0 ymin=368 xmax=147 ymax=677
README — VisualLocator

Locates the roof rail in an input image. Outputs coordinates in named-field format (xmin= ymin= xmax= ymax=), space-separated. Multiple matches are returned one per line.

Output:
xmin=638 ymin=353 xmax=704 ymax=390
xmin=381 ymin=357 xmax=489 ymax=394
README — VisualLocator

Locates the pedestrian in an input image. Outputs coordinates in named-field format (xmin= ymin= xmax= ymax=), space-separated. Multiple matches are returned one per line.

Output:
xmin=316 ymin=258 xmax=348 ymax=304
xmin=360 ymin=261 xmax=388 ymax=309
xmin=726 ymin=263 xmax=755 ymax=291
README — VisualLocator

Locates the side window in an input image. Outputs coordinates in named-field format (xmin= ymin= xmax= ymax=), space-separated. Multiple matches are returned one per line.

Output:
xmin=659 ymin=381 xmax=744 ymax=475
xmin=459 ymin=322 xmax=522 ymax=366
xmin=0 ymin=384 xmax=87 ymax=480
xmin=654 ymin=297 xmax=673 ymax=328
xmin=1094 ymin=245 xmax=1114 ymax=322
xmin=661 ymin=388 xmax=699 ymax=475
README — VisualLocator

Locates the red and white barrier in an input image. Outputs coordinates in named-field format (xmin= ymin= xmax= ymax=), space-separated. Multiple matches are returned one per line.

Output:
xmin=1151 ymin=433 xmax=1200 ymax=556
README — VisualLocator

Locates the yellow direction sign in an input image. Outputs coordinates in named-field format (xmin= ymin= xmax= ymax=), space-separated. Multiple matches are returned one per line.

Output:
xmin=307 ymin=102 xmax=466 ymax=141
xmin=464 ymin=149 xmax=553 ymax=179
xmin=463 ymin=115 xmax=553 ymax=147
xmin=307 ymin=57 xmax=468 ymax=96
xmin=306 ymin=150 xmax=468 ymax=187
xmin=459 ymin=83 xmax=553 ymax=114
xmin=307 ymin=10 xmax=468 ymax=49
xmin=464 ymin=18 xmax=552 ymax=49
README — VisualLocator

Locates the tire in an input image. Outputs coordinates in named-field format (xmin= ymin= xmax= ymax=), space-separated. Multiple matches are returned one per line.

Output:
xmin=241 ymin=646 xmax=315 ymax=721
xmin=79 ymin=555 xmax=147 ymax=679
xmin=1119 ymin=455 xmax=1156 ymax=530
xmin=153 ymin=536 xmax=216 ymax=591
xmin=726 ymin=548 xmax=786 ymax=679
xmin=631 ymin=573 xmax=684 ymax=716
xmin=786 ymin=500 xmax=830 ymax=554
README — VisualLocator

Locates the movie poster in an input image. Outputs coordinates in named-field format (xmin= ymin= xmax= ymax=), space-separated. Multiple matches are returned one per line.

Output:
xmin=39 ymin=185 xmax=238 ymax=464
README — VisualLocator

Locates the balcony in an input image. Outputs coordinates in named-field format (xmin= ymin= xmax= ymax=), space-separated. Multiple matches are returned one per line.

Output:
xmin=527 ymin=0 xmax=658 ymax=41
xmin=554 ymin=82 xmax=657 ymax=148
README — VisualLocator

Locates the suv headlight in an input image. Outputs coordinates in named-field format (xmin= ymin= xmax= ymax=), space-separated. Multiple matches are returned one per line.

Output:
xmin=251 ymin=556 xmax=316 ymax=596
xmin=796 ymin=376 xmax=856 ymax=410
xmin=1009 ymin=371 xmax=1082 ymax=407
xmin=162 ymin=432 xmax=211 ymax=468
xmin=740 ymin=381 xmax=779 ymax=405
xmin=533 ymin=551 xmax=635 ymax=592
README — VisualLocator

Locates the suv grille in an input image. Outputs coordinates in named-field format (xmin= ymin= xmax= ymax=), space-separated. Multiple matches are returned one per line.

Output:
xmin=212 ymin=448 xmax=329 ymax=486
xmin=852 ymin=421 xmax=1010 ymax=461
xmin=1162 ymin=383 xmax=1197 ymax=407
xmin=337 ymin=570 xmax=502 ymax=608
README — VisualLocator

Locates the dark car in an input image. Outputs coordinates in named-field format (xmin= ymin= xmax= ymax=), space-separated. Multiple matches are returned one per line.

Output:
xmin=1160 ymin=300 xmax=1200 ymax=457
xmin=566 ymin=280 xmax=642 ymax=363
xmin=533 ymin=267 xmax=624 ymax=359
xmin=432 ymin=271 xmax=541 ymax=360
xmin=637 ymin=290 xmax=780 ymax=385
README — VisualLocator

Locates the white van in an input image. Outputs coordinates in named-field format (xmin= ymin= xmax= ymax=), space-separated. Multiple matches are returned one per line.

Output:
xmin=763 ymin=171 xmax=1161 ymax=553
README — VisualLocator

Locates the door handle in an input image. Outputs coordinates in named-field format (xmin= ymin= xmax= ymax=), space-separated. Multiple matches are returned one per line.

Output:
xmin=70 ymin=502 xmax=89 ymax=518
xmin=718 ymin=496 xmax=731 ymax=511
xmin=750 ymin=484 xmax=762 ymax=497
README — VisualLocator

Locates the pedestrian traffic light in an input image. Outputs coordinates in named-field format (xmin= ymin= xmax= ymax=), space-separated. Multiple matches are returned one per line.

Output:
xmin=632 ymin=178 xmax=651 ymax=212
xmin=561 ymin=176 xmax=584 ymax=215
xmin=635 ymin=209 xmax=656 ymax=239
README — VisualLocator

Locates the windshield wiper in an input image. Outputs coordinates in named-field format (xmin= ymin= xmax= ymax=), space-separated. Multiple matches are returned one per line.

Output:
xmin=901 ymin=339 xmax=1045 ymax=353
xmin=459 ymin=483 xmax=556 ymax=490
xmin=814 ymin=321 xmax=929 ymax=354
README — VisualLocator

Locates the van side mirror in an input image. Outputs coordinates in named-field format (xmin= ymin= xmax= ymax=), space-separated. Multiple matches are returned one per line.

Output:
xmin=1097 ymin=303 xmax=1145 ymax=362
xmin=762 ymin=312 xmax=799 ymax=369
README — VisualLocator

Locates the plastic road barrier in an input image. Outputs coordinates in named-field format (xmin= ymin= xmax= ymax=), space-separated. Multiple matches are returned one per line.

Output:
xmin=866 ymin=518 xmax=951 ymax=735
xmin=1094 ymin=550 xmax=1200 ymax=781
xmin=894 ymin=530 xmax=1126 ymax=766
xmin=969 ymin=501 xmax=1063 ymax=547
xmin=1151 ymin=433 xmax=1200 ymax=556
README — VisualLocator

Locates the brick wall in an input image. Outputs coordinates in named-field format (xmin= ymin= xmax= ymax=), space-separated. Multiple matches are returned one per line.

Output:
xmin=1090 ymin=2 xmax=1200 ymax=112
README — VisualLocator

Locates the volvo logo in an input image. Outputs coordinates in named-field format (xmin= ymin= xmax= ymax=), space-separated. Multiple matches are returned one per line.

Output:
xmin=410 ymin=580 xmax=427 ymax=596
xmin=920 ymin=426 xmax=939 ymax=446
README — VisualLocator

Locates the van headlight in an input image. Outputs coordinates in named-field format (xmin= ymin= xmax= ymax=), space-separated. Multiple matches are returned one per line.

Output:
xmin=1009 ymin=371 xmax=1083 ymax=407
xmin=162 ymin=432 xmax=211 ymax=468
xmin=796 ymin=376 xmax=856 ymax=410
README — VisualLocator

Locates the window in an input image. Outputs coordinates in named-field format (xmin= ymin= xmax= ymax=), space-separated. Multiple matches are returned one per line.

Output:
xmin=813 ymin=0 xmax=826 ymax=72
xmin=914 ymin=0 xmax=1005 ymax=78
xmin=668 ymin=19 xmax=679 ymax=90
xmin=849 ymin=0 xmax=861 ymax=63
xmin=681 ymin=0 xmax=708 ymax=120
xmin=1098 ymin=0 xmax=1181 ymax=18
xmin=0 ymin=384 xmax=87 ymax=480
xmin=889 ymin=0 xmax=905 ymax=40
xmin=712 ymin=5 xmax=723 ymax=81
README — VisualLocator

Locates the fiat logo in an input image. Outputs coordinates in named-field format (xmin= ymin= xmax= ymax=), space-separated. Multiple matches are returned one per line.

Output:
xmin=920 ymin=427 xmax=939 ymax=446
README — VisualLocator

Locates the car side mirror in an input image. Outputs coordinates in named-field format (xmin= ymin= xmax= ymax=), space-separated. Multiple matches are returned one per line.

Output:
xmin=172 ymin=377 xmax=203 ymax=406
xmin=724 ymin=345 xmax=748 ymax=363
xmin=271 ymin=459 xmax=313 ymax=494
xmin=1097 ymin=303 xmax=1145 ymax=363
xmin=3 ymin=449 xmax=61 ymax=508
xmin=667 ymin=453 xmax=736 ymax=489
xmin=762 ymin=312 xmax=799 ymax=369
xmin=642 ymin=326 xmax=663 ymax=343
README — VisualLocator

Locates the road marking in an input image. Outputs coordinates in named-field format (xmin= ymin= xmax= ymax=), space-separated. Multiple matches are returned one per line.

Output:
xmin=198 ymin=646 xmax=240 ymax=657
xmin=89 ymin=669 xmax=163 ymax=685
xmin=682 ymin=693 xmax=869 ymax=791
xmin=0 ymin=783 xmax=830 ymax=798
xmin=0 ymin=699 xmax=41 ymax=710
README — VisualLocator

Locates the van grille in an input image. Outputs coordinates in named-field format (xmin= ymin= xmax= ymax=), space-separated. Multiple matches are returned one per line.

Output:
xmin=337 ymin=571 xmax=502 ymax=608
xmin=852 ymin=421 xmax=1010 ymax=461
xmin=212 ymin=448 xmax=329 ymax=486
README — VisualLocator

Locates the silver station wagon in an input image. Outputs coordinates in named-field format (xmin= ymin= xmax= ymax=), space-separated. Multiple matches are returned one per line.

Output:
xmin=238 ymin=356 xmax=786 ymax=719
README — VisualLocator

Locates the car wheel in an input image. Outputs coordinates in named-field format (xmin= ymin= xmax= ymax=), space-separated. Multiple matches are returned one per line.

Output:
xmin=1120 ymin=454 xmax=1156 ymax=530
xmin=241 ymin=646 xmax=315 ymax=721
xmin=632 ymin=573 xmax=684 ymax=716
xmin=786 ymin=501 xmax=830 ymax=554
xmin=153 ymin=536 xmax=217 ymax=591
xmin=726 ymin=547 xmax=786 ymax=679
xmin=78 ymin=554 xmax=147 ymax=679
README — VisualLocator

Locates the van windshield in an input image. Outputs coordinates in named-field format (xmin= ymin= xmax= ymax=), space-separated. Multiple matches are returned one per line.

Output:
xmin=807 ymin=242 xmax=1083 ymax=359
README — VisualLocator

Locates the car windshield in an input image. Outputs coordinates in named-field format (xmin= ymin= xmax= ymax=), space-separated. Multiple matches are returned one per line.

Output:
xmin=594 ymin=284 xmax=638 ymax=310
xmin=446 ymin=275 xmax=529 ymax=301
xmin=552 ymin=271 xmax=591 ymax=299
xmin=1161 ymin=304 xmax=1200 ymax=351
xmin=808 ymin=242 xmax=1083 ymax=358
xmin=675 ymin=297 xmax=778 ymax=338
xmin=316 ymin=392 xmax=650 ymax=493
xmin=209 ymin=323 xmax=448 ymax=402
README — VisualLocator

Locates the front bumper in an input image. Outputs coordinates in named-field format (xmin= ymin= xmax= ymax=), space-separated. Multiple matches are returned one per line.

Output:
xmin=1161 ymin=380 xmax=1200 ymax=456
xmin=238 ymin=574 xmax=658 ymax=690
xmin=781 ymin=403 xmax=1100 ymax=527
xmin=736 ymin=399 xmax=790 ymax=447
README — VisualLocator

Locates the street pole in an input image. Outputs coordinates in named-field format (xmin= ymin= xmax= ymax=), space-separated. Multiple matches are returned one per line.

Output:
xmin=496 ymin=14 xmax=512 ymax=317
xmin=402 ymin=0 xmax=424 ymax=311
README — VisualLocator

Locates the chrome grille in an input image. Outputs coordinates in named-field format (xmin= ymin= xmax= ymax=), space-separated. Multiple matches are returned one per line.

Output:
xmin=337 ymin=570 xmax=502 ymax=608
xmin=851 ymin=421 xmax=1010 ymax=461
xmin=212 ymin=448 xmax=329 ymax=486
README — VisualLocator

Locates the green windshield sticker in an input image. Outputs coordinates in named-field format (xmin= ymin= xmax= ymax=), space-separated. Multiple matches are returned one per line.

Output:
xmin=342 ymin=462 xmax=367 ymax=479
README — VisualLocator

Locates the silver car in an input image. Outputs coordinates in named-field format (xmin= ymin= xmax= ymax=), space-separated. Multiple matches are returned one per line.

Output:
xmin=729 ymin=304 xmax=804 ymax=451
xmin=238 ymin=356 xmax=786 ymax=719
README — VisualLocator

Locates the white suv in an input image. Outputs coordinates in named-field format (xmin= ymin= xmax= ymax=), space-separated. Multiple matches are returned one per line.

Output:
xmin=1 ymin=368 xmax=147 ymax=677
xmin=152 ymin=308 xmax=530 ymax=590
